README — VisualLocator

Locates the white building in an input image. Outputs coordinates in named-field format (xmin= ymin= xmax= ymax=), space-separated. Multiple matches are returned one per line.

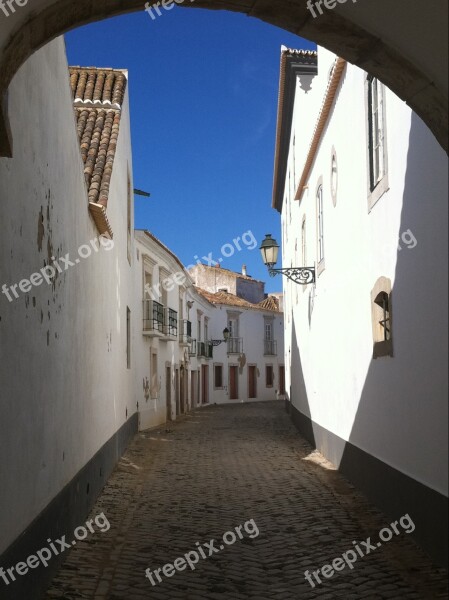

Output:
xmin=134 ymin=229 xmax=216 ymax=429
xmin=196 ymin=288 xmax=285 ymax=403
xmin=0 ymin=39 xmax=139 ymax=597
xmin=273 ymin=46 xmax=448 ymax=564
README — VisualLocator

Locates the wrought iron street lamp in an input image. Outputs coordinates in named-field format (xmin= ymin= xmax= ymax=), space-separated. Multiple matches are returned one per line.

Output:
xmin=260 ymin=234 xmax=315 ymax=284
xmin=211 ymin=328 xmax=231 ymax=347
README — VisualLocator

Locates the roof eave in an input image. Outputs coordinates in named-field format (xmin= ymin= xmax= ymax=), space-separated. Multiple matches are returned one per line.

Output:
xmin=272 ymin=49 xmax=318 ymax=214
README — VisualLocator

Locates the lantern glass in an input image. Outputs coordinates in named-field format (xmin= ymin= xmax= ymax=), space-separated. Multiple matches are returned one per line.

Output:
xmin=260 ymin=234 xmax=279 ymax=267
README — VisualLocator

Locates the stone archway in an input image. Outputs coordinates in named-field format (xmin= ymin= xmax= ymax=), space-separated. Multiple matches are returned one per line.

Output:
xmin=0 ymin=0 xmax=447 ymax=157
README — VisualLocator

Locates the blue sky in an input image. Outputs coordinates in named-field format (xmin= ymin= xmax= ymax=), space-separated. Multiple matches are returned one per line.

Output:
xmin=65 ymin=8 xmax=315 ymax=292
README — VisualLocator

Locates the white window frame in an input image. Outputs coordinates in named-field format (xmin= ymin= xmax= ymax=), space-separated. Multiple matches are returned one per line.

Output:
xmin=316 ymin=179 xmax=325 ymax=275
xmin=366 ymin=75 xmax=389 ymax=211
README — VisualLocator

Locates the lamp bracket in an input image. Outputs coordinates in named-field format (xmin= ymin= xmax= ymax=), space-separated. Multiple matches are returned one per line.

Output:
xmin=268 ymin=266 xmax=315 ymax=285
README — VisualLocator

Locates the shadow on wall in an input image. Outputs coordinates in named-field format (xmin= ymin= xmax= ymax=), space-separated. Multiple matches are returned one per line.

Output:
xmin=290 ymin=112 xmax=448 ymax=565
xmin=288 ymin=319 xmax=315 ymax=451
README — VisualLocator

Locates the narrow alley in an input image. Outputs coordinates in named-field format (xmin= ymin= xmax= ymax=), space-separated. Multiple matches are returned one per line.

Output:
xmin=45 ymin=402 xmax=447 ymax=599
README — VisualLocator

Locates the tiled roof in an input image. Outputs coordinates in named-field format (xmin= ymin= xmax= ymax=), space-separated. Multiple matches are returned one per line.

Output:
xmin=70 ymin=67 xmax=127 ymax=106
xmin=258 ymin=296 xmax=280 ymax=311
xmin=196 ymin=288 xmax=281 ymax=313
xmin=69 ymin=67 xmax=128 ymax=237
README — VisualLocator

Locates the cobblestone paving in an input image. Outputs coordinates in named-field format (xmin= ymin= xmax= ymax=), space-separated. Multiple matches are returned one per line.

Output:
xmin=46 ymin=402 xmax=448 ymax=600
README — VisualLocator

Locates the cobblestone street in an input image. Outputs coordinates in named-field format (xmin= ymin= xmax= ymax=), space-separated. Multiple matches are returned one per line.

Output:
xmin=46 ymin=402 xmax=447 ymax=600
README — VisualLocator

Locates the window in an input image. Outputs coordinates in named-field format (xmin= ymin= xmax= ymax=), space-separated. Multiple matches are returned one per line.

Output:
xmin=214 ymin=364 xmax=223 ymax=389
xmin=204 ymin=319 xmax=209 ymax=343
xmin=330 ymin=148 xmax=338 ymax=206
xmin=264 ymin=322 xmax=273 ymax=341
xmin=367 ymin=76 xmax=388 ymax=209
xmin=316 ymin=182 xmax=325 ymax=272
xmin=144 ymin=271 xmax=152 ymax=298
xmin=266 ymin=365 xmax=274 ymax=388
xmin=126 ymin=307 xmax=131 ymax=369
xmin=371 ymin=277 xmax=393 ymax=358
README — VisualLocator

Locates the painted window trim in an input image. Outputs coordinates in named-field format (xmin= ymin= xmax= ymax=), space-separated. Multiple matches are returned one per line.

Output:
xmin=366 ymin=76 xmax=389 ymax=212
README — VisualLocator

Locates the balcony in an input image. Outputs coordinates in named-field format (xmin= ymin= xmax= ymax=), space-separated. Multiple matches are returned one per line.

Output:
xmin=179 ymin=319 xmax=192 ymax=346
xmin=164 ymin=307 xmax=178 ymax=339
xmin=197 ymin=341 xmax=213 ymax=359
xmin=227 ymin=337 xmax=243 ymax=355
xmin=142 ymin=301 xmax=177 ymax=339
xmin=264 ymin=339 xmax=278 ymax=356
xmin=143 ymin=299 xmax=165 ymax=336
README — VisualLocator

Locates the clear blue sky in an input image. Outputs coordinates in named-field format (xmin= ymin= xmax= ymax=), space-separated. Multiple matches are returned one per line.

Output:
xmin=65 ymin=8 xmax=315 ymax=293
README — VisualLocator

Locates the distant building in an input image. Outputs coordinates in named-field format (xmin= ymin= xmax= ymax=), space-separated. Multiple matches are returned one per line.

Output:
xmin=195 ymin=286 xmax=285 ymax=403
xmin=189 ymin=263 xmax=265 ymax=304
xmin=273 ymin=45 xmax=448 ymax=563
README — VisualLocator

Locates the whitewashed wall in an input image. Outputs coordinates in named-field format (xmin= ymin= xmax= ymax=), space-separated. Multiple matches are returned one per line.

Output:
xmin=0 ymin=38 xmax=136 ymax=556
xmin=282 ymin=48 xmax=448 ymax=497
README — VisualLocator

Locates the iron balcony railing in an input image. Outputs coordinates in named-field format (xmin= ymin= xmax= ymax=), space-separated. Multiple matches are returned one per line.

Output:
xmin=165 ymin=308 xmax=178 ymax=337
xmin=179 ymin=319 xmax=192 ymax=345
xmin=143 ymin=299 xmax=164 ymax=333
xmin=227 ymin=337 xmax=243 ymax=354
xmin=197 ymin=341 xmax=213 ymax=359
xmin=264 ymin=339 xmax=278 ymax=356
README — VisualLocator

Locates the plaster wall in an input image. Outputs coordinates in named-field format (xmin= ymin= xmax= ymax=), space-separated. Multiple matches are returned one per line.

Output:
xmin=0 ymin=37 xmax=137 ymax=555
xmin=282 ymin=48 xmax=448 ymax=497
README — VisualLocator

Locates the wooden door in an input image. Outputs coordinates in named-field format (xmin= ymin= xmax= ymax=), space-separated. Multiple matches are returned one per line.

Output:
xmin=229 ymin=366 xmax=238 ymax=400
xmin=180 ymin=366 xmax=185 ymax=414
xmin=248 ymin=366 xmax=257 ymax=399
xmin=201 ymin=365 xmax=209 ymax=405
xmin=279 ymin=366 xmax=285 ymax=396
xmin=166 ymin=367 xmax=172 ymax=421
xmin=175 ymin=369 xmax=180 ymax=416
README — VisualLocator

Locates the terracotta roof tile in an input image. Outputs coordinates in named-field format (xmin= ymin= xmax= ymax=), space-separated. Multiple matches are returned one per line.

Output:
xmin=258 ymin=296 xmax=280 ymax=311
xmin=196 ymin=288 xmax=281 ymax=313
xmin=69 ymin=67 xmax=127 ymax=216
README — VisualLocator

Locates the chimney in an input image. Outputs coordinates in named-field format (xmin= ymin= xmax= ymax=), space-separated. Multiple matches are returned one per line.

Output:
xmin=242 ymin=265 xmax=247 ymax=276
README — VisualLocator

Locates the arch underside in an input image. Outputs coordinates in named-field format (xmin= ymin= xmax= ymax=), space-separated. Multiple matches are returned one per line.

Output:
xmin=0 ymin=0 xmax=447 ymax=156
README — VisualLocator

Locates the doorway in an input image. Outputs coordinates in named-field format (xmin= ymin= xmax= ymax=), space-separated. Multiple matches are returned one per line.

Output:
xmin=248 ymin=365 xmax=257 ymax=400
xmin=201 ymin=365 xmax=209 ymax=405
xmin=166 ymin=366 xmax=171 ymax=421
xmin=229 ymin=365 xmax=239 ymax=400
xmin=175 ymin=368 xmax=180 ymax=416
xmin=180 ymin=366 xmax=185 ymax=414
xmin=279 ymin=366 xmax=285 ymax=396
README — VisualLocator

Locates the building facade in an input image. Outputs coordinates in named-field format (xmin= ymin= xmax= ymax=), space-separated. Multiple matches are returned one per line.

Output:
xmin=273 ymin=46 xmax=448 ymax=564
xmin=0 ymin=38 xmax=139 ymax=597
xmin=134 ymin=230 xmax=216 ymax=430
xmin=196 ymin=289 xmax=285 ymax=403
